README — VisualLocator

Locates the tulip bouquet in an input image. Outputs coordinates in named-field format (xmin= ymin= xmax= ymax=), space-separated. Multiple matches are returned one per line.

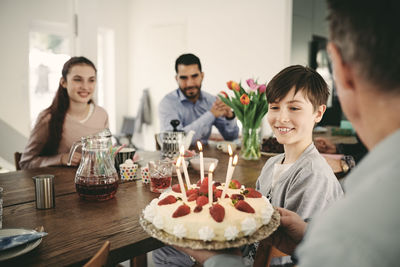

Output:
xmin=219 ymin=79 xmax=268 ymax=160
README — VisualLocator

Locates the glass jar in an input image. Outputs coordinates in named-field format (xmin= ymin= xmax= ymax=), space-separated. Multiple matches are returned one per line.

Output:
xmin=240 ymin=126 xmax=261 ymax=160
xmin=68 ymin=129 xmax=119 ymax=201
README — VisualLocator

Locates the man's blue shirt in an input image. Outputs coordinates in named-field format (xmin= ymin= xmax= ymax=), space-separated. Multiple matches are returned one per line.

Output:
xmin=158 ymin=89 xmax=239 ymax=145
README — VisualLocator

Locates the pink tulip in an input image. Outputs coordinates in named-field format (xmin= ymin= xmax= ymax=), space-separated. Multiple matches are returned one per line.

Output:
xmin=246 ymin=79 xmax=258 ymax=91
xmin=258 ymin=84 xmax=266 ymax=93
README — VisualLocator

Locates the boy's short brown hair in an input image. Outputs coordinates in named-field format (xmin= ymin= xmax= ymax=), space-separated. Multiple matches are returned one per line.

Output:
xmin=266 ymin=65 xmax=329 ymax=111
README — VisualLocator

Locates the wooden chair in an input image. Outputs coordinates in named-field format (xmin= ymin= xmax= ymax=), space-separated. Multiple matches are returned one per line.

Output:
xmin=14 ymin=152 xmax=22 ymax=170
xmin=254 ymin=240 xmax=288 ymax=267
xmin=130 ymin=254 xmax=147 ymax=267
xmin=83 ymin=241 xmax=110 ymax=267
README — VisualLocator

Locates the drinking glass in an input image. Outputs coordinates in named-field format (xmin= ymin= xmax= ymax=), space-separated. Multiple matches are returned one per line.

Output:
xmin=149 ymin=160 xmax=173 ymax=193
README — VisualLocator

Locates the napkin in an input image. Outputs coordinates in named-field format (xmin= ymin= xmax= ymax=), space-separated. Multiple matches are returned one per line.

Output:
xmin=0 ymin=232 xmax=47 ymax=251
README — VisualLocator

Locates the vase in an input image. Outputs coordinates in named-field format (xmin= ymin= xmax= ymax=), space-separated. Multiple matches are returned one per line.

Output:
xmin=240 ymin=126 xmax=261 ymax=160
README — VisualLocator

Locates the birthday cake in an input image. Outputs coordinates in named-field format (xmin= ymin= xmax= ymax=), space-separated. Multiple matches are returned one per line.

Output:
xmin=141 ymin=178 xmax=279 ymax=248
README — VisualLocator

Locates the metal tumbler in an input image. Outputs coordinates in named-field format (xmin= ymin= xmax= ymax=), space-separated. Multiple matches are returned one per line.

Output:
xmin=32 ymin=175 xmax=55 ymax=209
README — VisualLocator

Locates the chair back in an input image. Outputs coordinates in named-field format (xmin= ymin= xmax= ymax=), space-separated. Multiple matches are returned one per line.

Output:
xmin=113 ymin=116 xmax=136 ymax=148
xmin=83 ymin=241 xmax=110 ymax=267
xmin=14 ymin=152 xmax=22 ymax=170
xmin=120 ymin=116 xmax=135 ymax=135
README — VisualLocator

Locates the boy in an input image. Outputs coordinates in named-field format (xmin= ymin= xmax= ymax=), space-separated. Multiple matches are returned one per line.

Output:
xmin=253 ymin=65 xmax=344 ymax=266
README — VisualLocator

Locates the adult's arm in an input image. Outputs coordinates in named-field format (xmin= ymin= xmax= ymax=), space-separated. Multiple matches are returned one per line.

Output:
xmin=203 ymin=254 xmax=245 ymax=267
xmin=19 ymin=113 xmax=63 ymax=169
xmin=214 ymin=116 xmax=239 ymax=141
xmin=336 ymin=135 xmax=368 ymax=163
xmin=158 ymin=96 xmax=216 ymax=144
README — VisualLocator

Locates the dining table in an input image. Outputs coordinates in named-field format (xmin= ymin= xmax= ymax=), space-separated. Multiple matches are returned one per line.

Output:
xmin=0 ymin=146 xmax=269 ymax=266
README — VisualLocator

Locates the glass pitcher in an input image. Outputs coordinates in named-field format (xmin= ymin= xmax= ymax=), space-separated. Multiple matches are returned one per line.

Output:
xmin=67 ymin=128 xmax=119 ymax=201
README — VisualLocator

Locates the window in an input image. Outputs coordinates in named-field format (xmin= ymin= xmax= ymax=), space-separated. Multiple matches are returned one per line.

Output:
xmin=29 ymin=21 xmax=70 ymax=128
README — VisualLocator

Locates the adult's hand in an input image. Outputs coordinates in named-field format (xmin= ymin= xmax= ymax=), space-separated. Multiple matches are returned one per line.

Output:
xmin=211 ymin=99 xmax=228 ymax=118
xmin=214 ymin=98 xmax=234 ymax=118
xmin=264 ymin=207 xmax=307 ymax=255
xmin=315 ymin=137 xmax=337 ymax=154
xmin=173 ymin=246 xmax=241 ymax=265
xmin=61 ymin=152 xmax=81 ymax=166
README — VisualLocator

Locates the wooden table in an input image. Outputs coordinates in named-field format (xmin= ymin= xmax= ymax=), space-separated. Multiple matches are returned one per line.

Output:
xmin=0 ymin=146 xmax=268 ymax=266
xmin=313 ymin=126 xmax=358 ymax=145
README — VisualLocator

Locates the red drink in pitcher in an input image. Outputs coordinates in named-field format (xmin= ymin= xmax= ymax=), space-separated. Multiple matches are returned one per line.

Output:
xmin=75 ymin=175 xmax=119 ymax=201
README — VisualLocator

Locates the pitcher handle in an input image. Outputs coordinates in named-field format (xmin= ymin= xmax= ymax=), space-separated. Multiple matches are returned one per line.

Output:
xmin=156 ymin=134 xmax=162 ymax=148
xmin=67 ymin=140 xmax=82 ymax=166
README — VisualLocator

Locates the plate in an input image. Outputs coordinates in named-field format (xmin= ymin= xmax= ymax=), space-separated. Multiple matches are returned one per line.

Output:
xmin=0 ymin=229 xmax=42 ymax=261
xmin=139 ymin=208 xmax=280 ymax=250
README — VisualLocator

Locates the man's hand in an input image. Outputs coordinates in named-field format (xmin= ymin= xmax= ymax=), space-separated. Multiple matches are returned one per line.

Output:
xmin=211 ymin=99 xmax=227 ymax=118
xmin=61 ymin=152 xmax=81 ymax=166
xmin=315 ymin=137 xmax=337 ymax=154
xmin=173 ymin=246 xmax=241 ymax=265
xmin=211 ymin=98 xmax=234 ymax=118
xmin=264 ymin=207 xmax=307 ymax=255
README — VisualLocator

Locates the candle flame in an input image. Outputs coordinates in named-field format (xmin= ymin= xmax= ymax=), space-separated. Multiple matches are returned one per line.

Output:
xmin=180 ymin=145 xmax=185 ymax=156
xmin=176 ymin=156 xmax=182 ymax=167
xmin=197 ymin=141 xmax=203 ymax=151
xmin=209 ymin=162 xmax=215 ymax=173
xmin=232 ymin=155 xmax=238 ymax=166
xmin=228 ymin=144 xmax=233 ymax=156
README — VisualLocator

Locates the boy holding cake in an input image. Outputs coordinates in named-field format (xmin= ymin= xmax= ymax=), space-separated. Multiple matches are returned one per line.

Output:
xmin=250 ymin=65 xmax=344 ymax=266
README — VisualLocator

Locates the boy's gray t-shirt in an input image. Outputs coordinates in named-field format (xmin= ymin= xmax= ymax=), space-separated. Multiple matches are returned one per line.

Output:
xmin=255 ymin=143 xmax=344 ymax=266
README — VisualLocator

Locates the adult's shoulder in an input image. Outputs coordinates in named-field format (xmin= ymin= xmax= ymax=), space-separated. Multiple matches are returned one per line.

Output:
xmin=35 ymin=109 xmax=51 ymax=125
xmin=161 ymin=89 xmax=180 ymax=101
xmin=93 ymin=104 xmax=108 ymax=117
xmin=201 ymin=91 xmax=216 ymax=101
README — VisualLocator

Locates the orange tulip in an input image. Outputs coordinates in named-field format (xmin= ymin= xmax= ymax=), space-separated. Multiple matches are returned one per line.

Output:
xmin=240 ymin=94 xmax=250 ymax=105
xmin=226 ymin=81 xmax=233 ymax=90
xmin=231 ymin=82 xmax=240 ymax=92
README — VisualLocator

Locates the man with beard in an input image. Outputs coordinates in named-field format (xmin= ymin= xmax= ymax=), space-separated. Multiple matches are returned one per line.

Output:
xmin=158 ymin=53 xmax=239 ymax=146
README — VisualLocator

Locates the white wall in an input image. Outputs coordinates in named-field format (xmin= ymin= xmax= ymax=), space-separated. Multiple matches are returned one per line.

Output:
xmin=0 ymin=0 xmax=130 ymax=165
xmin=129 ymin=0 xmax=292 ymax=150
xmin=0 ymin=0 xmax=293 ymax=165
xmin=96 ymin=0 xmax=130 ymax=133
xmin=0 ymin=0 xmax=74 ymax=138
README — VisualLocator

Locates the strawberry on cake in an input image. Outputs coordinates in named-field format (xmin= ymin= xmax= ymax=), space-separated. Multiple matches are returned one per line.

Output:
xmin=141 ymin=178 xmax=278 ymax=246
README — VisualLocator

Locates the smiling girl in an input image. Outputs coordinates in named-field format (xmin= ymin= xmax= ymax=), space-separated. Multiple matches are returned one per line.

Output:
xmin=20 ymin=57 xmax=109 ymax=169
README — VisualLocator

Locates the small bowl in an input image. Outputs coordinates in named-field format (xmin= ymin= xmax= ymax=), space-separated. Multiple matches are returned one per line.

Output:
xmin=190 ymin=157 xmax=219 ymax=173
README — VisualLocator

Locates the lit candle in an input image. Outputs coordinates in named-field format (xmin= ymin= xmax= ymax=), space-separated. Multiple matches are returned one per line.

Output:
xmin=197 ymin=141 xmax=204 ymax=182
xmin=175 ymin=157 xmax=187 ymax=202
xmin=221 ymin=154 xmax=238 ymax=199
xmin=208 ymin=163 xmax=215 ymax=204
xmin=225 ymin=145 xmax=233 ymax=184
xmin=180 ymin=145 xmax=191 ymax=188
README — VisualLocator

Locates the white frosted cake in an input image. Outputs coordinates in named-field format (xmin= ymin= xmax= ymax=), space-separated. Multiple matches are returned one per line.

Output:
xmin=142 ymin=178 xmax=275 ymax=242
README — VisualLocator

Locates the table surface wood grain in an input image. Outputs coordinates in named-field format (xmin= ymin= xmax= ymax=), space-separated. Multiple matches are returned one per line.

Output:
xmin=0 ymin=146 xmax=269 ymax=266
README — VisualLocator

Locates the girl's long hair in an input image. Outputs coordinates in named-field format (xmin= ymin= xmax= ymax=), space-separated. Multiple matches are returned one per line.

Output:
xmin=40 ymin=56 xmax=97 ymax=156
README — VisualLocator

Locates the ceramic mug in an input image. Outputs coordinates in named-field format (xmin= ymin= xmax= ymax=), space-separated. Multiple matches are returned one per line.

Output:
xmin=114 ymin=148 xmax=136 ymax=173
xmin=216 ymin=141 xmax=237 ymax=153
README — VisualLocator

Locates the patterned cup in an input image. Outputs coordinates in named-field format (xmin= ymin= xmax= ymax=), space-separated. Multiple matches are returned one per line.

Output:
xmin=141 ymin=166 xmax=150 ymax=184
xmin=120 ymin=162 xmax=139 ymax=182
